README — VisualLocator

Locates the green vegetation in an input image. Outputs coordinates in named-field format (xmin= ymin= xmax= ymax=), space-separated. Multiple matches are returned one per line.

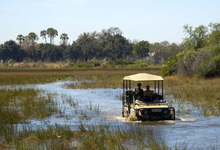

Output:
xmin=0 ymin=68 xmax=219 ymax=149
xmin=164 ymin=76 xmax=220 ymax=116
xmin=132 ymin=40 xmax=150 ymax=59
xmin=0 ymin=59 xmax=148 ymax=69
xmin=2 ymin=23 xmax=220 ymax=78
xmin=67 ymin=59 xmax=148 ymax=69
xmin=0 ymin=68 xmax=219 ymax=117
xmin=0 ymin=69 xmax=72 ymax=85
xmin=0 ymin=27 xmax=182 ymax=66
xmin=0 ymin=88 xmax=58 ymax=124
xmin=162 ymin=23 xmax=220 ymax=78
xmin=0 ymin=88 xmax=60 ymax=148
xmin=0 ymin=78 xmax=171 ymax=149
xmin=0 ymin=67 xmax=160 ymax=85
xmin=65 ymin=67 xmax=160 ymax=89
xmin=0 ymin=123 xmax=169 ymax=150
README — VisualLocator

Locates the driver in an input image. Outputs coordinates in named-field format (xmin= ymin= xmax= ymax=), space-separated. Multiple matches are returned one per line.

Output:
xmin=135 ymin=83 xmax=143 ymax=100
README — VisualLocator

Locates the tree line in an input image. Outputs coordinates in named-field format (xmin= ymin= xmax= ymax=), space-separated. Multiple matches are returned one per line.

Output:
xmin=162 ymin=22 xmax=220 ymax=77
xmin=0 ymin=27 xmax=182 ymax=64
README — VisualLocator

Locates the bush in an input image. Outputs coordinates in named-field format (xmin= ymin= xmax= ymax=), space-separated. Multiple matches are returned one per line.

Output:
xmin=109 ymin=59 xmax=134 ymax=66
xmin=161 ymin=56 xmax=178 ymax=76
xmin=92 ymin=61 xmax=101 ymax=67
xmin=73 ymin=61 xmax=93 ymax=68
xmin=71 ymin=61 xmax=102 ymax=68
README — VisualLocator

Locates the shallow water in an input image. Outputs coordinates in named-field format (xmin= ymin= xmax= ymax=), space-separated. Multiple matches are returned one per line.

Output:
xmin=5 ymin=80 xmax=220 ymax=149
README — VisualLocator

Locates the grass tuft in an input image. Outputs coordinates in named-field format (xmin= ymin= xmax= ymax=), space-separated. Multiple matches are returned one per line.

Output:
xmin=164 ymin=76 xmax=220 ymax=116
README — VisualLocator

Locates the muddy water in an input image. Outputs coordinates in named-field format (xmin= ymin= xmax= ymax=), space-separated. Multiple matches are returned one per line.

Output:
xmin=6 ymin=81 xmax=220 ymax=149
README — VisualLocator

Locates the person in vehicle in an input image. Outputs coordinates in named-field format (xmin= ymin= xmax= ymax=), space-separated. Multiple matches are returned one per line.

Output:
xmin=144 ymin=85 xmax=153 ymax=96
xmin=143 ymin=85 xmax=154 ymax=101
xmin=134 ymin=83 xmax=143 ymax=100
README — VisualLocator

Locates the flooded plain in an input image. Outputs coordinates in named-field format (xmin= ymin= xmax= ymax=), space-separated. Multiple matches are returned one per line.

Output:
xmin=3 ymin=80 xmax=220 ymax=149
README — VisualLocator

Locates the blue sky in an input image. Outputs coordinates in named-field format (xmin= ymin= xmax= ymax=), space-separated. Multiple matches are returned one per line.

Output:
xmin=0 ymin=0 xmax=219 ymax=45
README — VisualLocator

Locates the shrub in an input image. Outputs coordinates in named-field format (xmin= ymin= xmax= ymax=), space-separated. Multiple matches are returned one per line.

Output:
xmin=109 ymin=59 xmax=134 ymax=66
xmin=161 ymin=56 xmax=178 ymax=76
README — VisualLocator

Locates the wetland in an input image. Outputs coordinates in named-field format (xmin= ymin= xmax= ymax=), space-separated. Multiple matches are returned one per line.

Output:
xmin=0 ymin=68 xmax=219 ymax=149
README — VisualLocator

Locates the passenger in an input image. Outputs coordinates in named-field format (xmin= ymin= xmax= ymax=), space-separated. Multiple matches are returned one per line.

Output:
xmin=153 ymin=93 xmax=160 ymax=102
xmin=135 ymin=83 xmax=143 ymax=100
xmin=144 ymin=85 xmax=153 ymax=96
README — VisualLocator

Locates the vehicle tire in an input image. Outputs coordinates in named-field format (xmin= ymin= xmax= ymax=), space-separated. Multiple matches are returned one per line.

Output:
xmin=136 ymin=113 xmax=140 ymax=121
xmin=124 ymin=107 xmax=129 ymax=118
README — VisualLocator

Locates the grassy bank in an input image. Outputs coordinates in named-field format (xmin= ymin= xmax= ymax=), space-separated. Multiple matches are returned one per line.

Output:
xmin=66 ymin=67 xmax=160 ymax=89
xmin=164 ymin=76 xmax=220 ymax=116
xmin=0 ymin=60 xmax=149 ymax=69
xmin=0 ymin=67 xmax=161 ymax=85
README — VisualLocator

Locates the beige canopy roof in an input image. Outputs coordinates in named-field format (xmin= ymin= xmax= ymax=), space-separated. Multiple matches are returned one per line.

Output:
xmin=123 ymin=73 xmax=164 ymax=81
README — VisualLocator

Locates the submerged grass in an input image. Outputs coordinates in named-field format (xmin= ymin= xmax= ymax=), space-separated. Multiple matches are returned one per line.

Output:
xmin=0 ymin=88 xmax=58 ymax=123
xmin=164 ymin=76 xmax=220 ymax=116
xmin=1 ymin=123 xmax=169 ymax=150
xmin=0 ymin=80 xmax=170 ymax=149
xmin=0 ymin=88 xmax=60 ymax=147
xmin=1 ymin=68 xmax=220 ymax=149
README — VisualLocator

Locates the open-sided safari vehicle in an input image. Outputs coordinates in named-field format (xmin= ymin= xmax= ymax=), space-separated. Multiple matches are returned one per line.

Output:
xmin=122 ymin=73 xmax=175 ymax=121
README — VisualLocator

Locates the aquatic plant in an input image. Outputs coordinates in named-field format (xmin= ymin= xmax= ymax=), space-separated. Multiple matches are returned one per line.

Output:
xmin=164 ymin=76 xmax=220 ymax=116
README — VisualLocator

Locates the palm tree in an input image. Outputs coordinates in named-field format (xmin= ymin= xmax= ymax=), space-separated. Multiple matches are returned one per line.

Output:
xmin=60 ymin=33 xmax=69 ymax=45
xmin=28 ymin=32 xmax=39 ymax=47
xmin=16 ymin=34 xmax=24 ymax=47
xmin=27 ymin=32 xmax=39 ymax=60
xmin=47 ymin=28 xmax=58 ymax=45
xmin=40 ymin=30 xmax=47 ymax=43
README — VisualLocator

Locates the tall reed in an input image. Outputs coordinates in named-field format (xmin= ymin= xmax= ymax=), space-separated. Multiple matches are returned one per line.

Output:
xmin=4 ymin=124 xmax=169 ymax=150
xmin=0 ymin=88 xmax=59 ymax=146
xmin=164 ymin=76 xmax=220 ymax=116
xmin=0 ymin=68 xmax=160 ymax=85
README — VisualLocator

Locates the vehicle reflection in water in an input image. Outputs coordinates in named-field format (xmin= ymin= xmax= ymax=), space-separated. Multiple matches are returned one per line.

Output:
xmin=4 ymin=80 xmax=220 ymax=149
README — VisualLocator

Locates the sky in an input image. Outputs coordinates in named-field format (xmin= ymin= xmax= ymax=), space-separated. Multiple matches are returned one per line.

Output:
xmin=0 ymin=0 xmax=220 ymax=45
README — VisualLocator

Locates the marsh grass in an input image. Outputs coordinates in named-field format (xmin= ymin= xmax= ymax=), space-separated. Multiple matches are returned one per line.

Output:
xmin=0 ymin=60 xmax=149 ymax=69
xmin=66 ymin=67 xmax=160 ymax=89
xmin=0 ymin=88 xmax=60 ymax=147
xmin=0 ymin=67 xmax=160 ymax=86
xmin=0 ymin=122 xmax=171 ymax=150
xmin=1 ymin=68 xmax=220 ymax=149
xmin=78 ymin=110 xmax=92 ymax=120
xmin=164 ymin=76 xmax=220 ymax=116
xmin=0 ymin=88 xmax=58 ymax=122
xmin=0 ymin=69 xmax=73 ymax=85
xmin=65 ymin=97 xmax=78 ymax=107
xmin=88 ymin=101 xmax=101 ymax=115
xmin=77 ymin=101 xmax=103 ymax=120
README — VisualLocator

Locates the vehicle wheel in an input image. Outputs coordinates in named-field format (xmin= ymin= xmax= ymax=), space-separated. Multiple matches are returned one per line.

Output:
xmin=136 ymin=113 xmax=140 ymax=121
xmin=124 ymin=107 xmax=129 ymax=118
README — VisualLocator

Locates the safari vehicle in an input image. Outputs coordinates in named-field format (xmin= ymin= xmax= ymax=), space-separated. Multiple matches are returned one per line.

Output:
xmin=122 ymin=73 xmax=175 ymax=121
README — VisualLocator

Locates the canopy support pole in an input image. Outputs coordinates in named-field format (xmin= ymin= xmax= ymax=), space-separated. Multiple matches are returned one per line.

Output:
xmin=158 ymin=81 xmax=160 ymax=94
xmin=162 ymin=81 xmax=164 ymax=100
